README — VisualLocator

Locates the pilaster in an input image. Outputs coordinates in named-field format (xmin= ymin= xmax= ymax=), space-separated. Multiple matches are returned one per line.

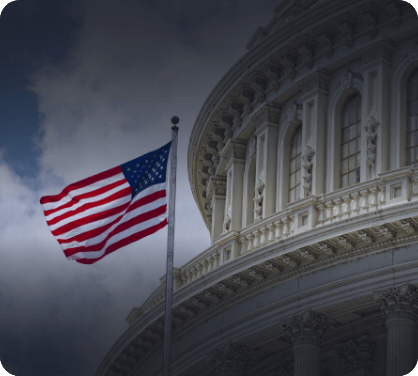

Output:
xmin=298 ymin=69 xmax=331 ymax=198
xmin=207 ymin=177 xmax=227 ymax=243
xmin=221 ymin=139 xmax=247 ymax=232
xmin=357 ymin=39 xmax=395 ymax=181
xmin=251 ymin=102 xmax=281 ymax=218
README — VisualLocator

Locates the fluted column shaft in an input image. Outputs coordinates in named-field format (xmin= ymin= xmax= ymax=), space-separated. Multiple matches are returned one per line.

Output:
xmin=386 ymin=318 xmax=416 ymax=376
xmin=293 ymin=344 xmax=321 ymax=376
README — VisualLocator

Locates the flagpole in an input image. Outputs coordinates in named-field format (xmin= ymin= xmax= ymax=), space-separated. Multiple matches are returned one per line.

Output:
xmin=163 ymin=116 xmax=179 ymax=376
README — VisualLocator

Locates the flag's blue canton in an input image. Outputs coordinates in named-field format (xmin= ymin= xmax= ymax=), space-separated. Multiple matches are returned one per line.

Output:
xmin=120 ymin=141 xmax=171 ymax=200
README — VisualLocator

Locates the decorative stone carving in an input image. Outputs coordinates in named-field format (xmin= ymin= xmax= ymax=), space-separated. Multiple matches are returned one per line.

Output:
xmin=374 ymin=283 xmax=418 ymax=321
xmin=212 ymin=126 xmax=226 ymax=156
xmin=336 ymin=13 xmax=356 ymax=48
xmin=379 ymin=225 xmax=395 ymax=239
xmin=302 ymin=145 xmax=315 ymax=196
xmin=385 ymin=1 xmax=401 ymax=29
xmin=358 ymin=230 xmax=374 ymax=244
xmin=301 ymin=248 xmax=316 ymax=261
xmin=298 ymin=69 xmax=331 ymax=97
xmin=335 ymin=335 xmax=375 ymax=374
xmin=358 ymin=3 xmax=378 ymax=39
xmin=358 ymin=39 xmax=395 ymax=66
xmin=232 ymin=275 xmax=249 ymax=287
xmin=218 ymin=282 xmax=234 ymax=295
xmin=238 ymin=84 xmax=255 ymax=117
xmin=207 ymin=178 xmax=227 ymax=200
xmin=206 ymin=343 xmax=258 ymax=376
xmin=249 ymin=71 xmax=267 ymax=103
xmin=287 ymin=101 xmax=302 ymax=124
xmin=364 ymin=116 xmax=379 ymax=167
xmin=264 ymin=62 xmax=281 ymax=92
xmin=248 ymin=268 xmax=264 ymax=281
xmin=282 ymin=255 xmax=298 ymax=268
xmin=280 ymin=47 xmax=297 ymax=81
xmin=253 ymin=179 xmax=265 ymax=222
xmin=223 ymin=214 xmax=232 ymax=233
xmin=226 ymin=97 xmax=244 ymax=130
xmin=338 ymin=70 xmax=363 ymax=90
xmin=339 ymin=236 xmax=353 ymax=250
xmin=401 ymin=219 xmax=417 ymax=234
xmin=265 ymin=261 xmax=280 ymax=273
xmin=251 ymin=102 xmax=281 ymax=131
xmin=281 ymin=310 xmax=334 ymax=347
xmin=318 ymin=242 xmax=334 ymax=255
xmin=297 ymin=36 xmax=315 ymax=69
xmin=221 ymin=138 xmax=247 ymax=171
xmin=219 ymin=113 xmax=234 ymax=141
xmin=315 ymin=24 xmax=334 ymax=58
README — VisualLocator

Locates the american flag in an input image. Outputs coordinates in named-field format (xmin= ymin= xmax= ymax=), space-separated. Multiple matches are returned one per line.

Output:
xmin=40 ymin=142 xmax=171 ymax=264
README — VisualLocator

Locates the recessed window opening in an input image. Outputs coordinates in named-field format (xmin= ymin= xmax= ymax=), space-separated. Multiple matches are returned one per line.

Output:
xmin=341 ymin=93 xmax=361 ymax=188
xmin=406 ymin=69 xmax=418 ymax=167
xmin=289 ymin=125 xmax=302 ymax=203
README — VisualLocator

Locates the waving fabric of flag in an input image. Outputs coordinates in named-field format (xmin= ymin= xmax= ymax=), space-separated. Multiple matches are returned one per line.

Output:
xmin=40 ymin=142 xmax=172 ymax=264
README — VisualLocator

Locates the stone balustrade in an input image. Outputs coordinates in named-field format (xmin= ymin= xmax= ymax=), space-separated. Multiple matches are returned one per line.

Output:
xmin=133 ymin=168 xmax=418 ymax=322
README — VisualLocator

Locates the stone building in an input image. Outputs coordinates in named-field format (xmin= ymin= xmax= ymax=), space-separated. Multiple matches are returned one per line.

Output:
xmin=96 ymin=1 xmax=418 ymax=375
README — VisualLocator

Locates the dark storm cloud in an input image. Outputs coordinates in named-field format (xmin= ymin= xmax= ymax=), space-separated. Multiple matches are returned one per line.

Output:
xmin=0 ymin=0 xmax=276 ymax=375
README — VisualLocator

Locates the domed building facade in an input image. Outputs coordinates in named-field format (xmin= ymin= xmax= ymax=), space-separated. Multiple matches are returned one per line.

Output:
xmin=96 ymin=1 xmax=418 ymax=375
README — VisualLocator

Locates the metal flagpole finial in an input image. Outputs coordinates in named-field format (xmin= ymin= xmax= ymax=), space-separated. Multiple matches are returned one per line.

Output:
xmin=171 ymin=116 xmax=179 ymax=130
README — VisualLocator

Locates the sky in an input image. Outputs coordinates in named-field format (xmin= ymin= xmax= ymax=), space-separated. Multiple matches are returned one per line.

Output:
xmin=0 ymin=0 xmax=279 ymax=375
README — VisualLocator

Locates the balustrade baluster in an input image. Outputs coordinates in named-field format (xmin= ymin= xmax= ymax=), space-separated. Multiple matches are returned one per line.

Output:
xmin=333 ymin=198 xmax=343 ymax=221
xmin=316 ymin=203 xmax=325 ymax=225
xmin=325 ymin=201 xmax=334 ymax=223
xmin=351 ymin=191 xmax=360 ymax=216
xmin=360 ymin=189 xmax=370 ymax=214
xmin=267 ymin=223 xmax=275 ymax=243
xmin=246 ymin=234 xmax=254 ymax=252
xmin=369 ymin=187 xmax=379 ymax=211
xmin=260 ymin=226 xmax=268 ymax=246
xmin=274 ymin=220 xmax=283 ymax=240
xmin=252 ymin=230 xmax=261 ymax=249
xmin=341 ymin=194 xmax=351 ymax=219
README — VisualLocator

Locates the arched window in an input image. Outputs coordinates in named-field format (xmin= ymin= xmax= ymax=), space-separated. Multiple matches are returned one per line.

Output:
xmin=289 ymin=125 xmax=302 ymax=203
xmin=341 ymin=93 xmax=361 ymax=188
xmin=406 ymin=69 xmax=418 ymax=167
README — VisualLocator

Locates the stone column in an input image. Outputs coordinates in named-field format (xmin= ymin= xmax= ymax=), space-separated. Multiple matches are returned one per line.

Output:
xmin=207 ymin=177 xmax=226 ymax=243
xmin=374 ymin=283 xmax=418 ymax=376
xmin=335 ymin=334 xmax=375 ymax=376
xmin=221 ymin=139 xmax=247 ymax=232
xmin=250 ymin=102 xmax=281 ymax=218
xmin=298 ymin=69 xmax=331 ymax=198
xmin=206 ymin=343 xmax=258 ymax=376
xmin=358 ymin=39 xmax=395 ymax=180
xmin=281 ymin=310 xmax=334 ymax=376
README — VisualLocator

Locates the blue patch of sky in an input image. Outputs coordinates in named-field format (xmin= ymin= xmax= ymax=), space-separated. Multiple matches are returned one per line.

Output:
xmin=0 ymin=0 xmax=82 ymax=191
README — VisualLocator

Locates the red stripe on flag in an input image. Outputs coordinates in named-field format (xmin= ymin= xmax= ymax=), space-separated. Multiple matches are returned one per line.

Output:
xmin=125 ymin=189 xmax=166 ymax=214
xmin=51 ymin=201 xmax=131 ymax=237
xmin=63 ymin=204 xmax=167 ymax=258
xmin=47 ymin=187 xmax=132 ymax=226
xmin=43 ymin=178 xmax=128 ymax=216
xmin=74 ymin=218 xmax=168 ymax=264
xmin=40 ymin=166 xmax=122 ymax=205
xmin=57 ymin=213 xmax=124 ymax=244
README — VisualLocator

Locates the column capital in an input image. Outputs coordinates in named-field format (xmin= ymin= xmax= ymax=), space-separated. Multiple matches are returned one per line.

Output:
xmin=281 ymin=310 xmax=335 ymax=347
xmin=221 ymin=138 xmax=247 ymax=171
xmin=357 ymin=38 xmax=396 ymax=67
xmin=206 ymin=343 xmax=258 ymax=376
xmin=250 ymin=102 xmax=281 ymax=135
xmin=374 ymin=283 xmax=418 ymax=321
xmin=207 ymin=177 xmax=227 ymax=200
xmin=298 ymin=68 xmax=331 ymax=98
xmin=335 ymin=335 xmax=375 ymax=374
